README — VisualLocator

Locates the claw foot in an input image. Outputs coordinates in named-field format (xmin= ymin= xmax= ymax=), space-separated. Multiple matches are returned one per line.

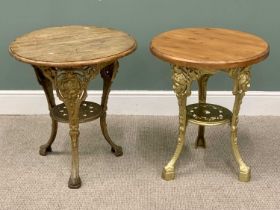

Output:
xmin=195 ymin=136 xmax=206 ymax=148
xmin=111 ymin=146 xmax=123 ymax=157
xmin=39 ymin=145 xmax=52 ymax=156
xmin=239 ymin=166 xmax=251 ymax=182
xmin=162 ymin=166 xmax=175 ymax=181
xmin=68 ymin=176 xmax=82 ymax=189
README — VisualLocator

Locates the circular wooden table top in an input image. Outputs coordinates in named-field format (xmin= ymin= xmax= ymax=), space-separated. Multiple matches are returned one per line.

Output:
xmin=9 ymin=25 xmax=137 ymax=68
xmin=150 ymin=28 xmax=269 ymax=70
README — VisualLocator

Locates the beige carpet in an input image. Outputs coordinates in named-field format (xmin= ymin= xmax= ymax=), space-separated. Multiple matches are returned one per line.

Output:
xmin=0 ymin=115 xmax=279 ymax=209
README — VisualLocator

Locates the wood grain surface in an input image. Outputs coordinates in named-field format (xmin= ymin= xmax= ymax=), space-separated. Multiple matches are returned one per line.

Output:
xmin=9 ymin=25 xmax=137 ymax=67
xmin=150 ymin=28 xmax=269 ymax=70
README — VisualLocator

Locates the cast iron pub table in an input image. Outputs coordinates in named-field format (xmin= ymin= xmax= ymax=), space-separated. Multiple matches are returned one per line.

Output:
xmin=9 ymin=25 xmax=136 ymax=188
xmin=150 ymin=28 xmax=269 ymax=182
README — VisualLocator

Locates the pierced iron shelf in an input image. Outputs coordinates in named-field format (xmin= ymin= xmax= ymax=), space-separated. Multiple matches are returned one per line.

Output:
xmin=51 ymin=101 xmax=103 ymax=123
xmin=186 ymin=103 xmax=232 ymax=126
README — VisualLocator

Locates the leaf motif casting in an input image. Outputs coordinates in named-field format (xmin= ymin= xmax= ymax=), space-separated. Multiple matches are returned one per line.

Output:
xmin=229 ymin=67 xmax=251 ymax=95
xmin=172 ymin=65 xmax=203 ymax=96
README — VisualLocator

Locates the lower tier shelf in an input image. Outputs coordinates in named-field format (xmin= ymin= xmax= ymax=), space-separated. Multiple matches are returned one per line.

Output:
xmin=186 ymin=103 xmax=232 ymax=126
xmin=51 ymin=101 xmax=104 ymax=123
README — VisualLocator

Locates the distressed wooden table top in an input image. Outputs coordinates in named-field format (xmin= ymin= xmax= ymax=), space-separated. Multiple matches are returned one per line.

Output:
xmin=150 ymin=28 xmax=269 ymax=70
xmin=9 ymin=25 xmax=137 ymax=67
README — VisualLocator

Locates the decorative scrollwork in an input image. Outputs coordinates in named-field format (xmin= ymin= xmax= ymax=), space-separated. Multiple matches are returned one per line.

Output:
xmin=38 ymin=65 xmax=102 ymax=123
xmin=39 ymin=65 xmax=99 ymax=102
xmin=228 ymin=66 xmax=251 ymax=127
xmin=172 ymin=65 xmax=203 ymax=97
xmin=38 ymin=65 xmax=102 ymax=188
xmin=35 ymin=61 xmax=117 ymax=188
xmin=162 ymin=65 xmax=205 ymax=181
xmin=229 ymin=67 xmax=251 ymax=95
xmin=55 ymin=71 xmax=89 ymax=102
xmin=228 ymin=66 xmax=251 ymax=182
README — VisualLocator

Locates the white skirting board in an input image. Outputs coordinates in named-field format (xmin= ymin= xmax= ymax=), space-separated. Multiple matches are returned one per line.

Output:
xmin=0 ymin=90 xmax=279 ymax=116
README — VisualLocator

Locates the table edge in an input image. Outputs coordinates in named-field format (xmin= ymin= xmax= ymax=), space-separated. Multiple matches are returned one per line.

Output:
xmin=150 ymin=42 xmax=270 ymax=70
xmin=9 ymin=41 xmax=137 ymax=68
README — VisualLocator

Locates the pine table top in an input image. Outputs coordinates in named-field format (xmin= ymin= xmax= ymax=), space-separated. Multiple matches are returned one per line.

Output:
xmin=9 ymin=25 xmax=137 ymax=68
xmin=150 ymin=28 xmax=269 ymax=70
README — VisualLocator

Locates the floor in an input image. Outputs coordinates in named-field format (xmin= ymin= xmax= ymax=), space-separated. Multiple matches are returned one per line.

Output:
xmin=0 ymin=115 xmax=279 ymax=209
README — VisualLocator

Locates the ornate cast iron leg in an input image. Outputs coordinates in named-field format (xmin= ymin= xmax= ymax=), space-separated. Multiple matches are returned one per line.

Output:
xmin=100 ymin=61 xmax=123 ymax=156
xmin=195 ymin=74 xmax=211 ymax=148
xmin=41 ymin=66 xmax=99 ymax=189
xmin=162 ymin=65 xmax=202 ymax=181
xmin=33 ymin=66 xmax=58 ymax=156
xmin=67 ymin=102 xmax=81 ymax=189
xmin=229 ymin=67 xmax=251 ymax=182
